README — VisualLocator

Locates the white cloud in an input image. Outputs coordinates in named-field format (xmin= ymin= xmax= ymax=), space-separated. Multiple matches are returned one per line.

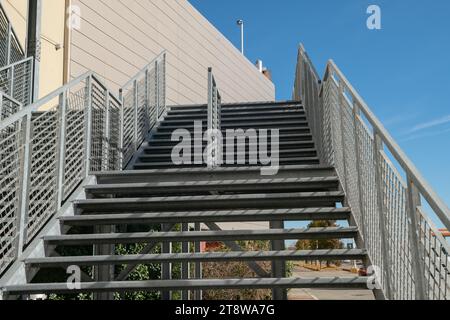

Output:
xmin=408 ymin=114 xmax=450 ymax=133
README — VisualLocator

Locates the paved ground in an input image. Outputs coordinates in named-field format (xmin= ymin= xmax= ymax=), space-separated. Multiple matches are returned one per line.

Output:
xmin=288 ymin=265 xmax=375 ymax=300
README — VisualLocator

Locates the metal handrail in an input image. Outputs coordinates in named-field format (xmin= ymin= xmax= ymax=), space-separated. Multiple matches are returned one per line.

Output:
xmin=0 ymin=3 xmax=25 ymax=66
xmin=323 ymin=61 xmax=450 ymax=229
xmin=0 ymin=57 xmax=34 ymax=106
xmin=0 ymin=53 xmax=167 ymax=276
xmin=119 ymin=51 xmax=166 ymax=167
xmin=295 ymin=43 xmax=450 ymax=300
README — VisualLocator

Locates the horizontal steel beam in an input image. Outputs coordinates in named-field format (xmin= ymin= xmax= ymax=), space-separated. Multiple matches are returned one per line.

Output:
xmin=84 ymin=177 xmax=338 ymax=196
xmin=25 ymin=249 xmax=367 ymax=268
xmin=59 ymin=207 xmax=351 ymax=226
xmin=43 ymin=227 xmax=358 ymax=246
xmin=73 ymin=192 xmax=345 ymax=213
xmin=3 ymin=277 xmax=369 ymax=295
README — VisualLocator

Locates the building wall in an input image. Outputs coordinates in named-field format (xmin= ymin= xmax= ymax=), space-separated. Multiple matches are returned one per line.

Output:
xmin=69 ymin=0 xmax=275 ymax=105
xmin=2 ymin=0 xmax=66 ymax=99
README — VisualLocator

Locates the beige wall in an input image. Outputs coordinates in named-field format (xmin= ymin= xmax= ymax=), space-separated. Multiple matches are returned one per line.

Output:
xmin=2 ymin=0 xmax=66 ymax=99
xmin=69 ymin=0 xmax=275 ymax=105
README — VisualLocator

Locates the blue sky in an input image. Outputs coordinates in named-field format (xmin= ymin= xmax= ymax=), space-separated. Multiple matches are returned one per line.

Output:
xmin=190 ymin=0 xmax=450 ymax=226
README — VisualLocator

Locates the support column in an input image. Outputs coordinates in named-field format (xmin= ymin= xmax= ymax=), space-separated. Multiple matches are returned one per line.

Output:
xmin=194 ymin=222 xmax=202 ymax=300
xmin=270 ymin=220 xmax=287 ymax=300
xmin=161 ymin=223 xmax=172 ymax=300
xmin=181 ymin=223 xmax=190 ymax=300
xmin=26 ymin=0 xmax=42 ymax=102
xmin=93 ymin=225 xmax=115 ymax=300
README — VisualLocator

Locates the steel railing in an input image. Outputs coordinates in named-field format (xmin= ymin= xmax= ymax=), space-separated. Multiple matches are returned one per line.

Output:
xmin=119 ymin=51 xmax=166 ymax=167
xmin=0 ymin=52 xmax=166 ymax=276
xmin=295 ymin=44 xmax=450 ymax=300
xmin=0 ymin=57 xmax=34 ymax=106
xmin=0 ymin=3 xmax=25 ymax=67
xmin=206 ymin=67 xmax=222 ymax=168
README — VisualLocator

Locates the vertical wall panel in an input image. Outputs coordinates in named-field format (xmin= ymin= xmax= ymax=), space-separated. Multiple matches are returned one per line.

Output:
xmin=70 ymin=0 xmax=275 ymax=105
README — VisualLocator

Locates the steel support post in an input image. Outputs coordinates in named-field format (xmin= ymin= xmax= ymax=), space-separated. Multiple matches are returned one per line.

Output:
xmin=373 ymin=130 xmax=392 ymax=299
xmin=181 ymin=223 xmax=190 ymax=300
xmin=406 ymin=177 xmax=427 ymax=300
xmin=102 ymin=89 xmax=110 ymax=171
xmin=133 ymin=80 xmax=138 ymax=152
xmin=270 ymin=220 xmax=287 ymax=300
xmin=56 ymin=91 xmax=67 ymax=207
xmin=194 ymin=222 xmax=202 ymax=300
xmin=155 ymin=61 xmax=160 ymax=122
xmin=26 ymin=0 xmax=42 ymax=102
xmin=84 ymin=76 xmax=93 ymax=177
xmin=17 ymin=113 xmax=32 ymax=256
xmin=161 ymin=223 xmax=172 ymax=300
xmin=93 ymin=225 xmax=115 ymax=300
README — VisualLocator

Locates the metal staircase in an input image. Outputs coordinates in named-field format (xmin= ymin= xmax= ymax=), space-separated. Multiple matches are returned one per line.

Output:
xmin=1 ymin=99 xmax=372 ymax=300
xmin=0 ymin=5 xmax=448 ymax=300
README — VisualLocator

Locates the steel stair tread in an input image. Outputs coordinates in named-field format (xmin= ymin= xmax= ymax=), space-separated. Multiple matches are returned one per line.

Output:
xmin=24 ymin=249 xmax=367 ymax=267
xmin=43 ymin=227 xmax=359 ymax=245
xmin=59 ymin=207 xmax=352 ymax=225
xmin=83 ymin=177 xmax=339 ymax=196
xmin=3 ymin=277 xmax=369 ymax=295
xmin=133 ymin=157 xmax=321 ymax=168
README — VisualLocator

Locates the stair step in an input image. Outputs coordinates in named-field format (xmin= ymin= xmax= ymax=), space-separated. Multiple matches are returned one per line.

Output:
xmin=161 ymin=114 xmax=307 ymax=125
xmin=169 ymin=103 xmax=302 ymax=114
xmin=25 ymin=249 xmax=367 ymax=268
xmin=43 ymin=227 xmax=358 ymax=246
xmin=94 ymin=165 xmax=336 ymax=184
xmin=133 ymin=157 xmax=321 ymax=169
xmin=165 ymin=109 xmax=306 ymax=120
xmin=84 ymin=177 xmax=339 ymax=197
xmin=138 ymin=149 xmax=318 ymax=162
xmin=74 ymin=191 xmax=344 ymax=213
xmin=59 ymin=207 xmax=352 ymax=226
xmin=144 ymin=141 xmax=316 ymax=152
xmin=149 ymin=132 xmax=313 ymax=142
xmin=156 ymin=121 xmax=309 ymax=131
xmin=3 ymin=277 xmax=369 ymax=295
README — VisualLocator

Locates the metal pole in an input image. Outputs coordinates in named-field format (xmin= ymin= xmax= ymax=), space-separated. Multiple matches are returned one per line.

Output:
xmin=237 ymin=20 xmax=244 ymax=55
xmin=406 ymin=177 xmax=427 ymax=300
xmin=56 ymin=91 xmax=67 ymax=207
xmin=270 ymin=220 xmax=287 ymax=300
xmin=26 ymin=0 xmax=42 ymax=102
xmin=84 ymin=76 xmax=93 ymax=177
xmin=373 ymin=130 xmax=392 ymax=299
xmin=17 ymin=113 xmax=32 ymax=255
xmin=161 ymin=223 xmax=172 ymax=300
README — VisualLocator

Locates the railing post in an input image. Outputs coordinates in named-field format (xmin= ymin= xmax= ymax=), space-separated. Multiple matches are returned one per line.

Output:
xmin=337 ymin=80 xmax=349 ymax=197
xmin=406 ymin=177 xmax=427 ymax=300
xmin=103 ymin=89 xmax=110 ymax=171
xmin=352 ymin=103 xmax=368 ymax=245
xmin=84 ymin=76 xmax=93 ymax=177
xmin=373 ymin=129 xmax=392 ymax=299
xmin=6 ymin=24 xmax=12 ymax=65
xmin=17 ymin=113 xmax=32 ymax=255
xmin=56 ymin=91 xmax=67 ymax=207
xmin=133 ymin=79 xmax=138 ymax=151
xmin=144 ymin=68 xmax=150 ymax=131
xmin=118 ymin=89 xmax=124 ymax=170
xmin=155 ymin=60 xmax=160 ymax=122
